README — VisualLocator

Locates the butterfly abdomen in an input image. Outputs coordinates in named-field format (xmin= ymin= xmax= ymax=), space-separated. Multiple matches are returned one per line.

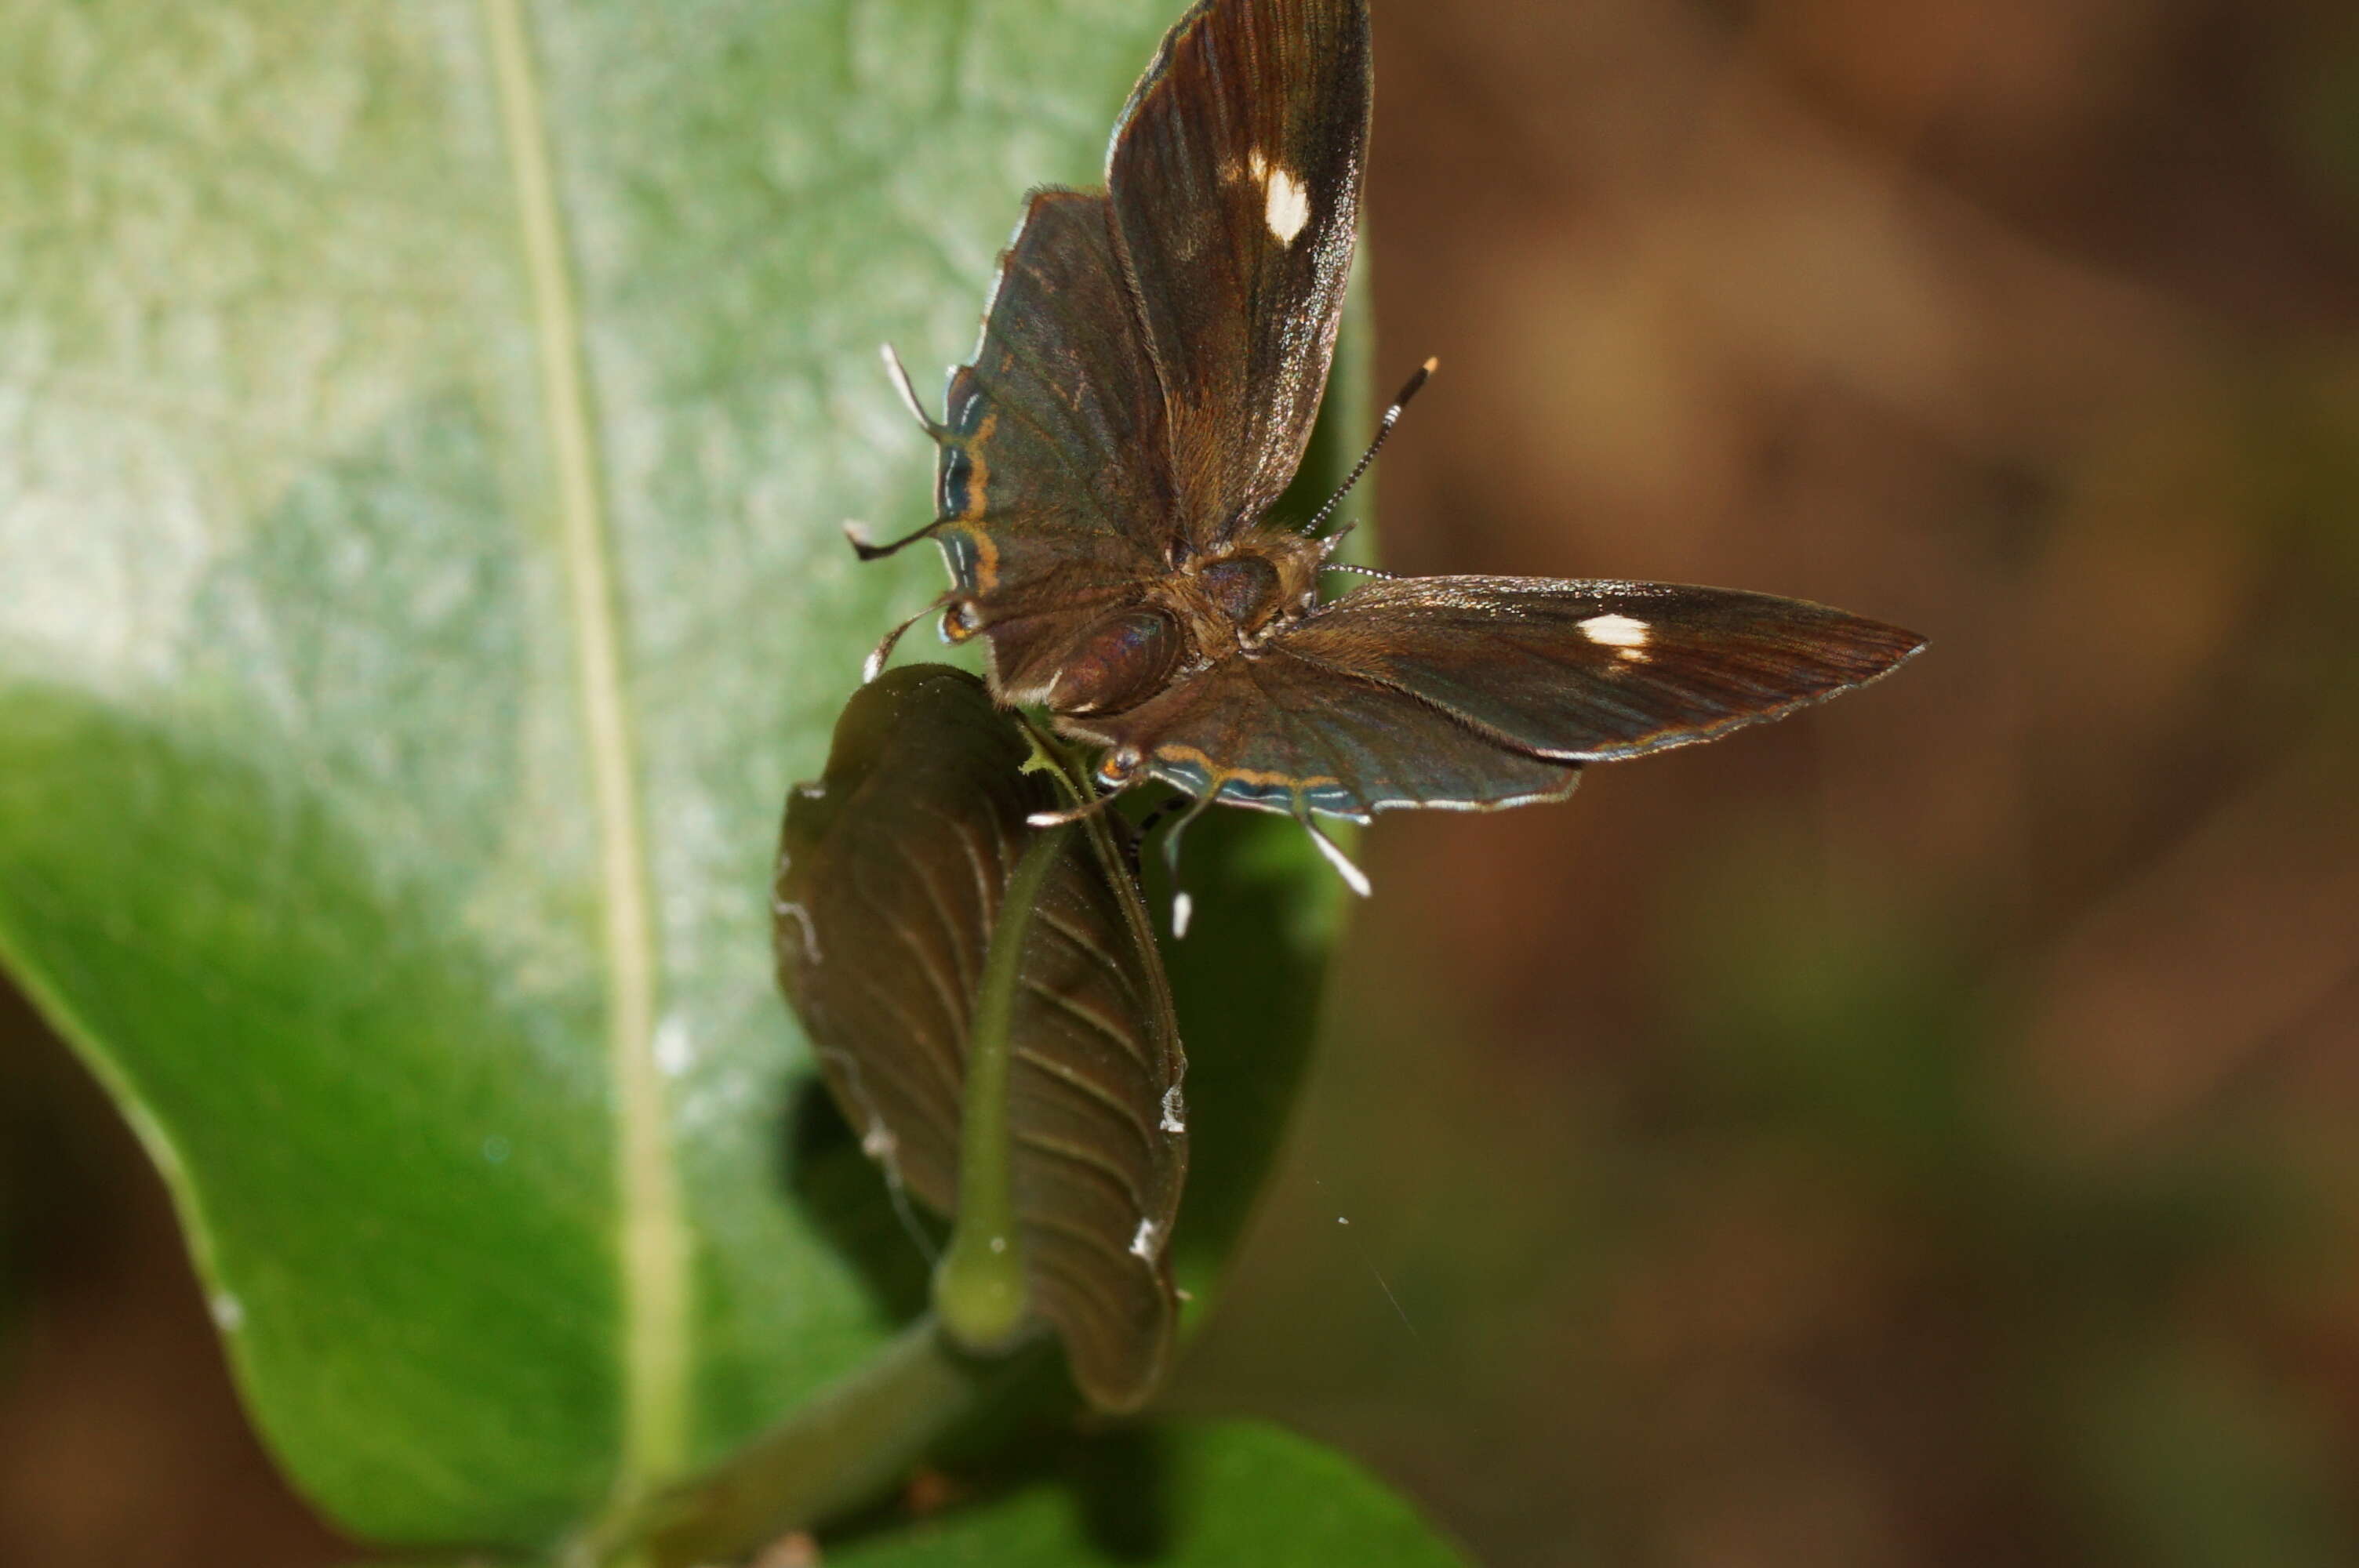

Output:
xmin=1047 ymin=609 xmax=1187 ymax=716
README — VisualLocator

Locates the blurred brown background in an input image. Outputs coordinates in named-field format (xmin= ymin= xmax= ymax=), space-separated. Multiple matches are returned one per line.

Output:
xmin=6 ymin=0 xmax=2358 ymax=1563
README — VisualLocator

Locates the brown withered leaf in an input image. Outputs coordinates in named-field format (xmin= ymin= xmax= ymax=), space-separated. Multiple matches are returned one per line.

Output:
xmin=773 ymin=665 xmax=1185 ymax=1413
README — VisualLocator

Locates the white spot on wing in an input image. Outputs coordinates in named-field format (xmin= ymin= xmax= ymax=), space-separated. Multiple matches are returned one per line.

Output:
xmin=1264 ymin=165 xmax=1311 ymax=245
xmin=1160 ymin=1085 xmax=1187 ymax=1134
xmin=209 ymin=1292 xmax=245 ymax=1332
xmin=1130 ymin=1218 xmax=1161 ymax=1261
xmin=1578 ymin=612 xmax=1652 ymax=661
xmin=1577 ymin=613 xmax=1650 ymax=648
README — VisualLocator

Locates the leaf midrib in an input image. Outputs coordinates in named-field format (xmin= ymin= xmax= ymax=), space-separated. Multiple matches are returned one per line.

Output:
xmin=484 ymin=0 xmax=688 ymax=1497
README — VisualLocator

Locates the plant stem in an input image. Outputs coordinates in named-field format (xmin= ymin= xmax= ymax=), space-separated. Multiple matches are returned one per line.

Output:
xmin=933 ymin=822 xmax=1068 ymax=1350
xmin=629 ymin=1316 xmax=1037 ymax=1566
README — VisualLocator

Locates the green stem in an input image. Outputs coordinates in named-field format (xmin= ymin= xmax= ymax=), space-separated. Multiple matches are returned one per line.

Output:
xmin=933 ymin=822 xmax=1068 ymax=1350
xmin=627 ymin=1315 xmax=1043 ymax=1567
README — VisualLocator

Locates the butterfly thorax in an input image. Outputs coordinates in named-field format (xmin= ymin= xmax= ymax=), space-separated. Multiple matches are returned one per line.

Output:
xmin=1038 ymin=528 xmax=1323 ymax=718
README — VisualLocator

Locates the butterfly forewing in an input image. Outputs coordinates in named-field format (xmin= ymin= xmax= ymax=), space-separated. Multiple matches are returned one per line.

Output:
xmin=935 ymin=190 xmax=1174 ymax=690
xmin=1276 ymin=577 xmax=1926 ymax=765
xmin=1070 ymin=578 xmax=1921 ymax=818
xmin=1107 ymin=0 xmax=1370 ymax=546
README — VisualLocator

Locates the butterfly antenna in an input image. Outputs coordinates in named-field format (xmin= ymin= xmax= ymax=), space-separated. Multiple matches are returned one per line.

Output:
xmin=1316 ymin=522 xmax=1401 ymax=577
xmin=1159 ymin=790 xmax=1219 ymax=938
xmin=1293 ymin=808 xmax=1373 ymax=898
xmin=1304 ymin=357 xmax=1438 ymax=538
xmin=879 ymin=343 xmax=948 ymax=441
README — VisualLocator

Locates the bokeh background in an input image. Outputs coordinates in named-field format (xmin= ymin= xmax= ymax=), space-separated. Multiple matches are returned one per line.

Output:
xmin=6 ymin=0 xmax=2358 ymax=1563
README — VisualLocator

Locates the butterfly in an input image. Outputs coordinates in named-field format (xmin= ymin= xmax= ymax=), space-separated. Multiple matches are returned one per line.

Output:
xmin=852 ymin=0 xmax=1924 ymax=893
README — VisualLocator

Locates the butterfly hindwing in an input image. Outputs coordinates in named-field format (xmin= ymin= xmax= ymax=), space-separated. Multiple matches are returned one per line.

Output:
xmin=1107 ymin=0 xmax=1371 ymax=548
xmin=1066 ymin=647 xmax=1584 ymax=818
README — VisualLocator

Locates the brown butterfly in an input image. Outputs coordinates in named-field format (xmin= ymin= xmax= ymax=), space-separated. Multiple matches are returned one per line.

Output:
xmin=854 ymin=0 xmax=1923 ymax=893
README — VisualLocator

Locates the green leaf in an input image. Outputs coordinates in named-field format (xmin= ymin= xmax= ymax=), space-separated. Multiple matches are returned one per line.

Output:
xmin=775 ymin=666 xmax=1185 ymax=1415
xmin=351 ymin=1422 xmax=1470 ymax=1568
xmin=828 ymin=1420 xmax=1469 ymax=1568
xmin=0 ymin=0 xmax=1343 ymax=1552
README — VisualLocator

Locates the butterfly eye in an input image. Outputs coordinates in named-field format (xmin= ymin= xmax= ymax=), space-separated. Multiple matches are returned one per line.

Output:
xmin=942 ymin=599 xmax=983 ymax=641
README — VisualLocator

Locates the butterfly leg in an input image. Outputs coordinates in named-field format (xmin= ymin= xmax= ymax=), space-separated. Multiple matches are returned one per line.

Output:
xmin=860 ymin=593 xmax=957 ymax=683
xmin=1156 ymin=788 xmax=1220 ymax=938
xmin=1024 ymin=775 xmax=1139 ymax=829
